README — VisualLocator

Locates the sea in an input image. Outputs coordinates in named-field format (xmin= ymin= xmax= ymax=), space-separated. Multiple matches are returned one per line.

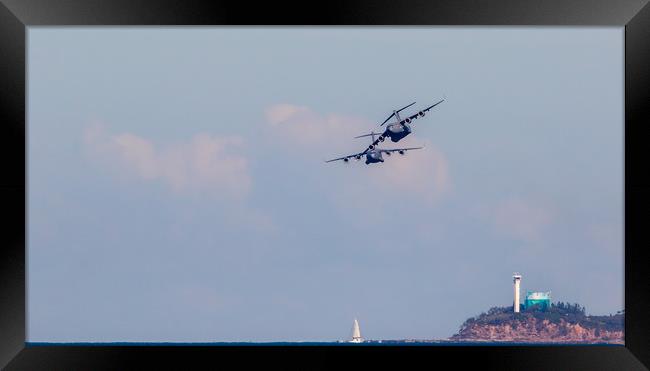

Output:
xmin=26 ymin=341 xmax=624 ymax=347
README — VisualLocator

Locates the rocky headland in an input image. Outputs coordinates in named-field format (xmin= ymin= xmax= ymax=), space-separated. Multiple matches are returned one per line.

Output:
xmin=450 ymin=303 xmax=624 ymax=344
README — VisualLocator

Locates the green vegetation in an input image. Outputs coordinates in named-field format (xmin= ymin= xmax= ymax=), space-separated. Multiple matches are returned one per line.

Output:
xmin=460 ymin=302 xmax=624 ymax=332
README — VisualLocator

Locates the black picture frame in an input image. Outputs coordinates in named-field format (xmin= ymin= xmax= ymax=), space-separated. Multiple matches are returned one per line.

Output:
xmin=1 ymin=0 xmax=649 ymax=369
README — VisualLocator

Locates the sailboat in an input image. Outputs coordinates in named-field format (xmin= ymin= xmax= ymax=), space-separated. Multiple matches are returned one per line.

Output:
xmin=350 ymin=318 xmax=363 ymax=343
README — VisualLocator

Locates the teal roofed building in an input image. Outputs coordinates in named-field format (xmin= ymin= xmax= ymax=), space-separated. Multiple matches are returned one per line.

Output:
xmin=525 ymin=291 xmax=551 ymax=310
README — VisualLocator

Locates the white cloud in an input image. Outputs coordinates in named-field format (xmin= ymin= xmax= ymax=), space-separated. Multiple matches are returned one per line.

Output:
xmin=264 ymin=104 xmax=452 ymax=206
xmin=83 ymin=123 xmax=251 ymax=200
xmin=366 ymin=139 xmax=451 ymax=203
xmin=264 ymin=103 xmax=371 ymax=150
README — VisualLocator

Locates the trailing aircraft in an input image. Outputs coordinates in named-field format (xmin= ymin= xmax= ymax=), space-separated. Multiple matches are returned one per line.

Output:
xmin=326 ymin=132 xmax=423 ymax=165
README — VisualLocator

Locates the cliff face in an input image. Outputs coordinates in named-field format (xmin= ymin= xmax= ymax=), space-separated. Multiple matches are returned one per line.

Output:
xmin=451 ymin=317 xmax=624 ymax=344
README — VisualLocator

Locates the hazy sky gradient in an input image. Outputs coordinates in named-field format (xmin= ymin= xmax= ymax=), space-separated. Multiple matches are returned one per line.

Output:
xmin=28 ymin=27 xmax=623 ymax=342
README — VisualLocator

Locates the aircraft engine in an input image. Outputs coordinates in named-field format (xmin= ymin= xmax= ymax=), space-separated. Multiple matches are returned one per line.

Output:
xmin=418 ymin=111 xmax=425 ymax=117
xmin=355 ymin=155 xmax=361 ymax=160
xmin=378 ymin=136 xmax=385 ymax=142
xmin=343 ymin=158 xmax=349 ymax=162
xmin=399 ymin=150 xmax=405 ymax=155
xmin=405 ymin=118 xmax=412 ymax=124
xmin=368 ymin=145 xmax=374 ymax=150
xmin=385 ymin=151 xmax=391 ymax=156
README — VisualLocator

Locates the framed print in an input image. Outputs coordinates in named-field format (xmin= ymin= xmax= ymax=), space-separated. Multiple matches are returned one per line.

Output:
xmin=1 ymin=0 xmax=649 ymax=369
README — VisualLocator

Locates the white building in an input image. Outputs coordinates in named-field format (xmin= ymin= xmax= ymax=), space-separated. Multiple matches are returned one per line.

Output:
xmin=513 ymin=273 xmax=522 ymax=313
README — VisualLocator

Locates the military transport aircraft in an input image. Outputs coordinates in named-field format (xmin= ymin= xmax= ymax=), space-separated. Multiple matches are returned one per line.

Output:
xmin=355 ymin=99 xmax=444 ymax=152
xmin=325 ymin=132 xmax=423 ymax=165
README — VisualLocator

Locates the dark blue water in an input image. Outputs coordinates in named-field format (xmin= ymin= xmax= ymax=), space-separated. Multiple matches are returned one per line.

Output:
xmin=26 ymin=342 xmax=624 ymax=347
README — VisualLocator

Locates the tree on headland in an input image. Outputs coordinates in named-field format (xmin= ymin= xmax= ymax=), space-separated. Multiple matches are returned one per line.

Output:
xmin=456 ymin=301 xmax=623 ymax=331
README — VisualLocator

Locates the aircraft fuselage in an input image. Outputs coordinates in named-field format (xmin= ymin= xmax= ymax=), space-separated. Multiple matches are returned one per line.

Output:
xmin=365 ymin=150 xmax=384 ymax=164
xmin=384 ymin=123 xmax=412 ymax=143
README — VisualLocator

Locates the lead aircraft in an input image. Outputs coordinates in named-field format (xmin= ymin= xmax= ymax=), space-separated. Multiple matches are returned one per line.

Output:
xmin=355 ymin=99 xmax=444 ymax=153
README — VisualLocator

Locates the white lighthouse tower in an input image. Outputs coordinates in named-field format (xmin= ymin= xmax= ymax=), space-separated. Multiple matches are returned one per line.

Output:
xmin=513 ymin=273 xmax=522 ymax=313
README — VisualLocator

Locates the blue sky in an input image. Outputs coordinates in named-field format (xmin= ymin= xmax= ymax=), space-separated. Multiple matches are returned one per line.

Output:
xmin=28 ymin=27 xmax=623 ymax=342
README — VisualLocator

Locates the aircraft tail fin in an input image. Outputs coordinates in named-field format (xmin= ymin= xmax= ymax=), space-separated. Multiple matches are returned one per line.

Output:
xmin=354 ymin=131 xmax=381 ymax=144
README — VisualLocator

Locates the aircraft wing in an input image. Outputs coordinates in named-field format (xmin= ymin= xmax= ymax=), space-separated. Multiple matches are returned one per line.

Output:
xmin=380 ymin=146 xmax=424 ymax=154
xmin=380 ymin=101 xmax=416 ymax=126
xmin=325 ymin=151 xmax=366 ymax=163
xmin=401 ymin=98 xmax=444 ymax=123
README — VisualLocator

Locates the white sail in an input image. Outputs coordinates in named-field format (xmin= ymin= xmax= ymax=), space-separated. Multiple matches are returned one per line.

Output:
xmin=350 ymin=318 xmax=363 ymax=343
